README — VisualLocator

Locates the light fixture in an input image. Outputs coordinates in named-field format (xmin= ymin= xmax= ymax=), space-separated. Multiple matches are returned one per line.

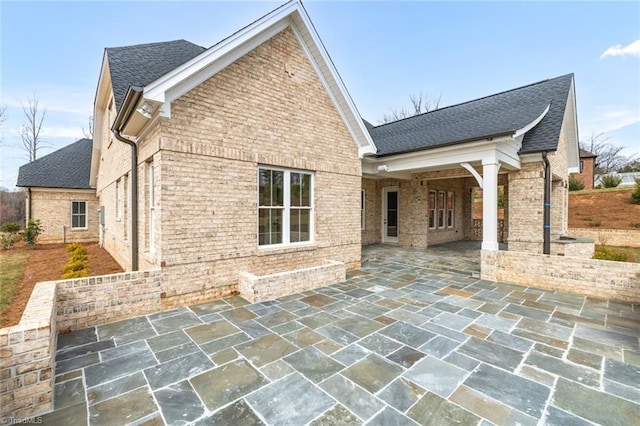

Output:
xmin=136 ymin=102 xmax=155 ymax=119
xmin=377 ymin=165 xmax=389 ymax=172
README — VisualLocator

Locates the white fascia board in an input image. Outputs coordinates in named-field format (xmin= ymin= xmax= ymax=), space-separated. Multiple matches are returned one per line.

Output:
xmin=290 ymin=4 xmax=377 ymax=155
xmin=363 ymin=135 xmax=523 ymax=175
xmin=144 ymin=2 xmax=299 ymax=104
xmin=513 ymin=103 xmax=550 ymax=138
xmin=565 ymin=80 xmax=580 ymax=170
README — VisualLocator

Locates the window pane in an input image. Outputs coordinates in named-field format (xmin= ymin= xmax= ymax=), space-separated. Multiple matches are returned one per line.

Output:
xmin=301 ymin=174 xmax=311 ymax=206
xmin=258 ymin=169 xmax=284 ymax=206
xmin=78 ymin=202 xmax=86 ymax=214
xmin=259 ymin=208 xmax=282 ymax=245
xmin=291 ymin=173 xmax=301 ymax=207
xmin=290 ymin=209 xmax=310 ymax=243
xmin=79 ymin=215 xmax=86 ymax=228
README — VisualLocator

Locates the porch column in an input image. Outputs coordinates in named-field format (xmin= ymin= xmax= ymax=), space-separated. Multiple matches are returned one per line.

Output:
xmin=482 ymin=160 xmax=500 ymax=251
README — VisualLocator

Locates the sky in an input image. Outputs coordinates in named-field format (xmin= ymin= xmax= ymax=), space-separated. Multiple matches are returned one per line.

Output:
xmin=1 ymin=0 xmax=639 ymax=189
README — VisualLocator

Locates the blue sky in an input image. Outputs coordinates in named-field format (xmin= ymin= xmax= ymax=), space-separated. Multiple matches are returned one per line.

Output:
xmin=1 ymin=0 xmax=639 ymax=189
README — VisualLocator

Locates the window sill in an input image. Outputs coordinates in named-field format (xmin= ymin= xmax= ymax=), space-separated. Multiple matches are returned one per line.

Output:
xmin=256 ymin=243 xmax=316 ymax=256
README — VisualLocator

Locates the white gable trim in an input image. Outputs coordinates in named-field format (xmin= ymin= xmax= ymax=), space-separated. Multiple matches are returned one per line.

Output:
xmin=513 ymin=103 xmax=550 ymax=138
xmin=142 ymin=0 xmax=376 ymax=156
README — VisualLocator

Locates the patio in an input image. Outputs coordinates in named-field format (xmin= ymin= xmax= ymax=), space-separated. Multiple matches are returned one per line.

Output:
xmin=42 ymin=246 xmax=639 ymax=425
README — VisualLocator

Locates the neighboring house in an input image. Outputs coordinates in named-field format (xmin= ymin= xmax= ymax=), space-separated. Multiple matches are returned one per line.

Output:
xmin=17 ymin=0 xmax=579 ymax=305
xmin=571 ymin=148 xmax=597 ymax=189
xmin=16 ymin=138 xmax=99 ymax=243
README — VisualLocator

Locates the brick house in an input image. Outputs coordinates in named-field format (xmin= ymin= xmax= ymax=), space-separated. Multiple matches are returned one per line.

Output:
xmin=16 ymin=138 xmax=99 ymax=243
xmin=571 ymin=148 xmax=597 ymax=189
xmin=17 ymin=0 xmax=579 ymax=305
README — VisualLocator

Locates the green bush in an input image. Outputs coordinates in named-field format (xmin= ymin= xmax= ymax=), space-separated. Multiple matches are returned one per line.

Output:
xmin=61 ymin=243 xmax=90 ymax=279
xmin=0 ymin=222 xmax=21 ymax=250
xmin=593 ymin=246 xmax=627 ymax=262
xmin=568 ymin=175 xmax=585 ymax=191
xmin=631 ymin=178 xmax=640 ymax=205
xmin=600 ymin=174 xmax=622 ymax=188
xmin=23 ymin=219 xmax=43 ymax=248
xmin=0 ymin=222 xmax=20 ymax=233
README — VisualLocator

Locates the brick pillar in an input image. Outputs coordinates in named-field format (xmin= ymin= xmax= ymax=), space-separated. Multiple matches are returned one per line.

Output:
xmin=507 ymin=162 xmax=545 ymax=253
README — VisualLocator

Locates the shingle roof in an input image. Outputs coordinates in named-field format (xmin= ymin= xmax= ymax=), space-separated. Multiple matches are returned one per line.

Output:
xmin=579 ymin=148 xmax=596 ymax=158
xmin=368 ymin=74 xmax=574 ymax=156
xmin=17 ymin=139 xmax=94 ymax=189
xmin=106 ymin=40 xmax=206 ymax=111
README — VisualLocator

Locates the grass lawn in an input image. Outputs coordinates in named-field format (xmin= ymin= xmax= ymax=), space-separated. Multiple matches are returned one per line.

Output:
xmin=0 ymin=251 xmax=28 ymax=316
xmin=597 ymin=245 xmax=640 ymax=263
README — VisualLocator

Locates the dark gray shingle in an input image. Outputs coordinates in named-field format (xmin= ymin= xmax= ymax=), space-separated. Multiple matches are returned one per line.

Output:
xmin=369 ymin=74 xmax=574 ymax=156
xmin=107 ymin=40 xmax=206 ymax=111
xmin=17 ymin=139 xmax=93 ymax=189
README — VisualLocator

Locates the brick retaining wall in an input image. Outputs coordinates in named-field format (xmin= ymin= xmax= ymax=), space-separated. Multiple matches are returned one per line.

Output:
xmin=0 ymin=270 xmax=162 ymax=420
xmin=482 ymin=250 xmax=640 ymax=303
xmin=568 ymin=228 xmax=640 ymax=248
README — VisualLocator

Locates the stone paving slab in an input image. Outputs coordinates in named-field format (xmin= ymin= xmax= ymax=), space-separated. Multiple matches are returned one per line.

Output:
xmin=45 ymin=245 xmax=640 ymax=425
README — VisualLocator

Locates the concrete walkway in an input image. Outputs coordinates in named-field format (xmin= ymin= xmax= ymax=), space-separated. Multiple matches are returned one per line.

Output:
xmin=43 ymin=246 xmax=639 ymax=425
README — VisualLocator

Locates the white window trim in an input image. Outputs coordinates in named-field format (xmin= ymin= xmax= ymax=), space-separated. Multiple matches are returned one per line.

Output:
xmin=447 ymin=191 xmax=455 ymax=228
xmin=361 ymin=190 xmax=365 ymax=230
xmin=257 ymin=166 xmax=314 ymax=248
xmin=428 ymin=190 xmax=436 ymax=230
xmin=115 ymin=178 xmax=122 ymax=221
xmin=149 ymin=163 xmax=155 ymax=254
xmin=438 ymin=190 xmax=446 ymax=229
xmin=70 ymin=201 xmax=88 ymax=230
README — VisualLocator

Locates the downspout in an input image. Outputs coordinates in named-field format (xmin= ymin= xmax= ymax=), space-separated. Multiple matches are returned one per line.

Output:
xmin=27 ymin=188 xmax=32 ymax=222
xmin=113 ymin=130 xmax=139 ymax=271
xmin=542 ymin=151 xmax=551 ymax=255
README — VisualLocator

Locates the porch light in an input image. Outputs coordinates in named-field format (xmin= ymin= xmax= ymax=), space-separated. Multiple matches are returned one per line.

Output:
xmin=378 ymin=165 xmax=389 ymax=172
xmin=136 ymin=102 xmax=155 ymax=119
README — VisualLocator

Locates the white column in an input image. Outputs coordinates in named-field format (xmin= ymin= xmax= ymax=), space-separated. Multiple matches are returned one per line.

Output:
xmin=482 ymin=161 xmax=500 ymax=251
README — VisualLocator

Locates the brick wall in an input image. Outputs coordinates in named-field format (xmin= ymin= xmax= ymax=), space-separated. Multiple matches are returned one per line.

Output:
xmin=239 ymin=260 xmax=345 ymax=303
xmin=481 ymin=250 xmax=640 ymax=303
xmin=56 ymin=270 xmax=163 ymax=331
xmin=571 ymin=156 xmax=595 ymax=190
xmin=0 ymin=282 xmax=56 ymax=420
xmin=568 ymin=228 xmax=640 ymax=248
xmin=27 ymin=189 xmax=99 ymax=243
xmin=147 ymin=27 xmax=361 ymax=304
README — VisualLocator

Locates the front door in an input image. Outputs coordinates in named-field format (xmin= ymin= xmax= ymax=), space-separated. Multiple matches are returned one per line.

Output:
xmin=382 ymin=187 xmax=399 ymax=243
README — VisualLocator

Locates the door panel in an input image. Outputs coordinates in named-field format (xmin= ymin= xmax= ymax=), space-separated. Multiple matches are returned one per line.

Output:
xmin=383 ymin=187 xmax=399 ymax=242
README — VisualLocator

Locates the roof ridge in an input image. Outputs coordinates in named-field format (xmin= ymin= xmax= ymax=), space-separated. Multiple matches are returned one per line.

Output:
xmin=106 ymin=39 xmax=205 ymax=52
xmin=25 ymin=138 xmax=92 ymax=166
xmin=372 ymin=73 xmax=573 ymax=129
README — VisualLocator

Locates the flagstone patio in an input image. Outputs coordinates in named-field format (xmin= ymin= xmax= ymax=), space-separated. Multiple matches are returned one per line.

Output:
xmin=41 ymin=246 xmax=639 ymax=425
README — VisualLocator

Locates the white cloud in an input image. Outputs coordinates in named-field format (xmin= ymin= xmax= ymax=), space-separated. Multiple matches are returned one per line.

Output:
xmin=600 ymin=39 xmax=640 ymax=59
xmin=1 ymin=85 xmax=93 ymax=116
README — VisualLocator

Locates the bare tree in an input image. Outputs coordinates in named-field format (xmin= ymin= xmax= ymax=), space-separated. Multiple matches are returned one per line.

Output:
xmin=0 ymin=105 xmax=7 ymax=145
xmin=381 ymin=92 xmax=442 ymax=124
xmin=82 ymin=115 xmax=94 ymax=139
xmin=580 ymin=132 xmax=636 ymax=174
xmin=19 ymin=96 xmax=48 ymax=162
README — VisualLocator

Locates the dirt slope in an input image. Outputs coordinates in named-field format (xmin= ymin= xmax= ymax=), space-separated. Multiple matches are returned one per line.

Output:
xmin=569 ymin=187 xmax=640 ymax=230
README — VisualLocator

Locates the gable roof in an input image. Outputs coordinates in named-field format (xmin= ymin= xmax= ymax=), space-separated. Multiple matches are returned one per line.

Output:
xmin=106 ymin=40 xmax=206 ymax=111
xmin=17 ymin=139 xmax=93 ymax=189
xmin=369 ymin=74 xmax=574 ymax=157
xmin=579 ymin=148 xmax=597 ymax=158
xmin=136 ymin=0 xmax=377 ymax=156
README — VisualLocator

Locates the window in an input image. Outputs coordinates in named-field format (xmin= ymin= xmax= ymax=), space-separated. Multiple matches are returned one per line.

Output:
xmin=71 ymin=201 xmax=87 ymax=229
xmin=438 ymin=191 xmax=446 ymax=228
xmin=447 ymin=192 xmax=455 ymax=228
xmin=258 ymin=167 xmax=313 ymax=246
xmin=579 ymin=160 xmax=584 ymax=173
xmin=428 ymin=190 xmax=436 ymax=229
xmin=361 ymin=190 xmax=365 ymax=230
